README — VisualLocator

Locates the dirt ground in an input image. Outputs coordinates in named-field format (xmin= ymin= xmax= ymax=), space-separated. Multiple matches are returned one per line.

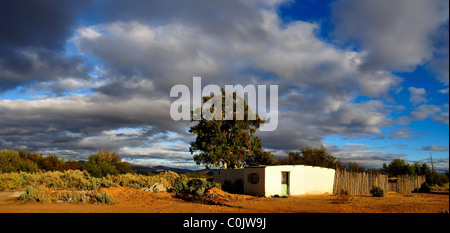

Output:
xmin=0 ymin=186 xmax=448 ymax=213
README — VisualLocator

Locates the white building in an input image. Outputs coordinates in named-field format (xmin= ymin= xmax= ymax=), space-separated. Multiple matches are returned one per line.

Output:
xmin=214 ymin=165 xmax=336 ymax=197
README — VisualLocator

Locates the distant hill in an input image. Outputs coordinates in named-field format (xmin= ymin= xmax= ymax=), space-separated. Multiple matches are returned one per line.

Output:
xmin=78 ymin=160 xmax=204 ymax=174
xmin=130 ymin=164 xmax=204 ymax=174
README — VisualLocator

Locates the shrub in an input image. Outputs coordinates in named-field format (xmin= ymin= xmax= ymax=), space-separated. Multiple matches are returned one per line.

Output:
xmin=37 ymin=171 xmax=65 ymax=189
xmin=370 ymin=186 xmax=385 ymax=197
xmin=93 ymin=191 xmax=114 ymax=204
xmin=0 ymin=149 xmax=39 ymax=173
xmin=171 ymin=175 xmax=190 ymax=195
xmin=418 ymin=183 xmax=431 ymax=193
xmin=20 ymin=185 xmax=52 ymax=203
xmin=83 ymin=150 xmax=133 ymax=178
xmin=109 ymin=173 xmax=152 ymax=189
xmin=186 ymin=178 xmax=213 ymax=197
xmin=0 ymin=173 xmax=23 ymax=191
xmin=334 ymin=189 xmax=353 ymax=204
xmin=430 ymin=183 xmax=449 ymax=191
xmin=56 ymin=191 xmax=90 ymax=203
xmin=158 ymin=171 xmax=180 ymax=189
xmin=171 ymin=176 xmax=217 ymax=198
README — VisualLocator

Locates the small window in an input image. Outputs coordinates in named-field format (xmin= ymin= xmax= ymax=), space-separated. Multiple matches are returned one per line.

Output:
xmin=248 ymin=173 xmax=259 ymax=184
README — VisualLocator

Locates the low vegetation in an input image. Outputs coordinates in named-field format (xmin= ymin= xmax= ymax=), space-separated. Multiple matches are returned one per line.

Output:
xmin=1 ymin=148 xmax=448 ymax=206
xmin=0 ymin=169 xmax=219 ymax=204
xmin=0 ymin=149 xmax=221 ymax=204
xmin=370 ymin=186 xmax=385 ymax=197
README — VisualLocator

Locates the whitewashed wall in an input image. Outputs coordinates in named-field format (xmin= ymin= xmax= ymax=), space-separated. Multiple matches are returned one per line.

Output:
xmin=264 ymin=165 xmax=335 ymax=196
xmin=214 ymin=165 xmax=336 ymax=197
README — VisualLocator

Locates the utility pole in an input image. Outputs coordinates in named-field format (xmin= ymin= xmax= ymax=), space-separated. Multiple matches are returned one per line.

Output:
xmin=429 ymin=152 xmax=435 ymax=171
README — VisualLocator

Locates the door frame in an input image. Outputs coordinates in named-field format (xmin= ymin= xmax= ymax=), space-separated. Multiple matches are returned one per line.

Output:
xmin=281 ymin=171 xmax=290 ymax=195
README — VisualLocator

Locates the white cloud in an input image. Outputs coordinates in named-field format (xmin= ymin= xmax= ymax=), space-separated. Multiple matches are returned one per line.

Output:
xmin=1 ymin=0 xmax=447 ymax=169
xmin=438 ymin=88 xmax=449 ymax=94
xmin=408 ymin=87 xmax=427 ymax=105
xmin=331 ymin=143 xmax=406 ymax=168
xmin=332 ymin=0 xmax=449 ymax=71
xmin=389 ymin=128 xmax=413 ymax=139
xmin=423 ymin=145 xmax=449 ymax=151
xmin=410 ymin=104 xmax=449 ymax=124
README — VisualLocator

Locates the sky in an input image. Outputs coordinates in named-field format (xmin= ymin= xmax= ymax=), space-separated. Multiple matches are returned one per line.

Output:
xmin=0 ymin=0 xmax=449 ymax=172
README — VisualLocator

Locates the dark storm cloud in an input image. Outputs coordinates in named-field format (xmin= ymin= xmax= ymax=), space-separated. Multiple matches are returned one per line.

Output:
xmin=0 ymin=0 xmax=447 ymax=170
xmin=103 ymin=0 xmax=267 ymax=41
xmin=0 ymin=0 xmax=94 ymax=91
xmin=0 ymin=0 xmax=91 ymax=50
xmin=0 ymin=94 xmax=190 ymax=154
xmin=0 ymin=48 xmax=89 ymax=91
xmin=331 ymin=0 xmax=449 ymax=71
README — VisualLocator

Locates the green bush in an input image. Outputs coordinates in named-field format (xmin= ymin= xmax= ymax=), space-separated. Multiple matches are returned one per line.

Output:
xmin=20 ymin=185 xmax=52 ymax=203
xmin=418 ymin=183 xmax=431 ymax=193
xmin=370 ymin=186 xmax=385 ymax=197
xmin=187 ymin=178 xmax=216 ymax=197
xmin=83 ymin=150 xmax=133 ymax=178
xmin=56 ymin=191 xmax=90 ymax=203
xmin=0 ymin=173 xmax=23 ymax=191
xmin=93 ymin=191 xmax=114 ymax=204
xmin=0 ymin=149 xmax=39 ymax=173
xmin=430 ymin=183 xmax=449 ymax=191
xmin=171 ymin=175 xmax=190 ymax=194
xmin=171 ymin=176 xmax=217 ymax=197
xmin=158 ymin=171 xmax=180 ymax=189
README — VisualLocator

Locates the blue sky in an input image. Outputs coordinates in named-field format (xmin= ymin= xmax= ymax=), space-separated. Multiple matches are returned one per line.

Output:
xmin=0 ymin=0 xmax=448 ymax=172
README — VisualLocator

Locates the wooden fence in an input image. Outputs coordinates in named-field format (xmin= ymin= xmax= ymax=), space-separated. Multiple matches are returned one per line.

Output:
xmin=333 ymin=169 xmax=388 ymax=195
xmin=333 ymin=169 xmax=426 ymax=195
xmin=397 ymin=175 xmax=426 ymax=193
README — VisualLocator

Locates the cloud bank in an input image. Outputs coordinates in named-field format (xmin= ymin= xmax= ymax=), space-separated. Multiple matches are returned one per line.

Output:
xmin=0 ymin=0 xmax=448 ymax=170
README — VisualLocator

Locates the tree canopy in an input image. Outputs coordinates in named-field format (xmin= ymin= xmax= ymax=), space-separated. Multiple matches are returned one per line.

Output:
xmin=277 ymin=146 xmax=344 ymax=169
xmin=83 ymin=150 xmax=133 ymax=177
xmin=189 ymin=89 xmax=274 ymax=169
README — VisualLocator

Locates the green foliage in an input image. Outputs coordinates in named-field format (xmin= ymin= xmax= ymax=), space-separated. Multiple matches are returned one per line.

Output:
xmin=171 ymin=175 xmax=190 ymax=195
xmin=189 ymin=89 xmax=274 ymax=169
xmin=0 ymin=149 xmax=39 ymax=173
xmin=157 ymin=171 xmax=180 ymax=189
xmin=370 ymin=186 xmax=385 ymax=197
xmin=334 ymin=189 xmax=353 ymax=204
xmin=429 ymin=183 xmax=449 ymax=191
xmin=83 ymin=150 xmax=134 ymax=177
xmin=382 ymin=159 xmax=415 ymax=177
xmin=0 ymin=169 xmax=182 ymax=192
xmin=425 ymin=170 xmax=449 ymax=186
xmin=417 ymin=183 xmax=431 ymax=193
xmin=56 ymin=191 xmax=91 ymax=203
xmin=20 ymin=186 xmax=114 ymax=204
xmin=171 ymin=176 xmax=218 ymax=197
xmin=20 ymin=185 xmax=52 ymax=203
xmin=246 ymin=151 xmax=275 ymax=166
xmin=347 ymin=162 xmax=366 ymax=173
xmin=18 ymin=149 xmax=82 ymax=171
xmin=93 ymin=191 xmax=114 ymax=204
xmin=105 ymin=173 xmax=157 ymax=189
xmin=0 ymin=149 xmax=83 ymax=173
xmin=383 ymin=160 xmax=449 ymax=187
xmin=0 ymin=172 xmax=24 ymax=191
xmin=277 ymin=146 xmax=342 ymax=169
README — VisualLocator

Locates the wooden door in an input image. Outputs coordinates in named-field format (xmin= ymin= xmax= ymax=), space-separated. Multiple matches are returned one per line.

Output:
xmin=281 ymin=172 xmax=290 ymax=195
xmin=388 ymin=181 xmax=398 ymax=192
